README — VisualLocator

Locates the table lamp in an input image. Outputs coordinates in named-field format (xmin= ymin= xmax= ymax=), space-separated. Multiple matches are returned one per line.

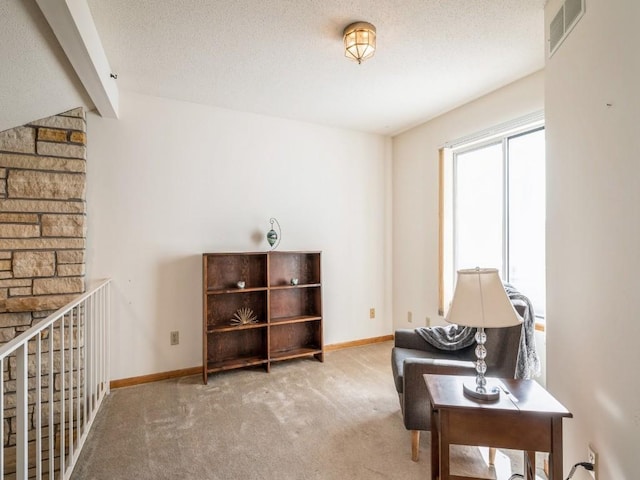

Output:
xmin=445 ymin=267 xmax=522 ymax=401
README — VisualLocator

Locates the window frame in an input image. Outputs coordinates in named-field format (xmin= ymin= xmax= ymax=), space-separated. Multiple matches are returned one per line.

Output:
xmin=438 ymin=114 xmax=545 ymax=326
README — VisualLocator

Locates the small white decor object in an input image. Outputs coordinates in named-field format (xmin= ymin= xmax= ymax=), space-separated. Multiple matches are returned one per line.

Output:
xmin=230 ymin=307 xmax=258 ymax=326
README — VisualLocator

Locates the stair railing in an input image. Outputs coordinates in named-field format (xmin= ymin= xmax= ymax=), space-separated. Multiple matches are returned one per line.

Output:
xmin=0 ymin=278 xmax=111 ymax=479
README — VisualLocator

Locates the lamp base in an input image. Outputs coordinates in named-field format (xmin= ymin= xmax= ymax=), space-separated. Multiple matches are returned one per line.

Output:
xmin=463 ymin=381 xmax=500 ymax=402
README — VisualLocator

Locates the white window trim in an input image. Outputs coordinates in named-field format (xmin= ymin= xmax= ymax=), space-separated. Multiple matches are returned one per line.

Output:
xmin=443 ymin=110 xmax=544 ymax=151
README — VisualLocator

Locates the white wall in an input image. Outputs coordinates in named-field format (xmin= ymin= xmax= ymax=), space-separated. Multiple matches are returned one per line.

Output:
xmin=545 ymin=0 xmax=640 ymax=478
xmin=391 ymin=71 xmax=544 ymax=331
xmin=86 ymin=91 xmax=392 ymax=381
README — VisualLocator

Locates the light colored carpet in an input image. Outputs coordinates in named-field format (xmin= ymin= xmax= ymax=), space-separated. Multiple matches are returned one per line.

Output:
xmin=71 ymin=342 xmax=545 ymax=479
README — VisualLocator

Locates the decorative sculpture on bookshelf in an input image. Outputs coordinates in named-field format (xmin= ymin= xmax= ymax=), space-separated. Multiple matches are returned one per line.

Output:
xmin=230 ymin=307 xmax=258 ymax=326
xmin=266 ymin=217 xmax=282 ymax=250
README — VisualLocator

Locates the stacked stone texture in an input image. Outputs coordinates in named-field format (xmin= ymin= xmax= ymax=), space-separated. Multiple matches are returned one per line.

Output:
xmin=0 ymin=107 xmax=86 ymax=323
xmin=0 ymin=108 xmax=87 ymax=477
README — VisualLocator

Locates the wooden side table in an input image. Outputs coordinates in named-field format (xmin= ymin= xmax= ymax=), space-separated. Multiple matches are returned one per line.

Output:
xmin=424 ymin=374 xmax=572 ymax=480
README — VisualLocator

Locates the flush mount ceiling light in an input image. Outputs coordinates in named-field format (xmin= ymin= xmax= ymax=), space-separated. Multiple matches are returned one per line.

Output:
xmin=343 ymin=22 xmax=376 ymax=64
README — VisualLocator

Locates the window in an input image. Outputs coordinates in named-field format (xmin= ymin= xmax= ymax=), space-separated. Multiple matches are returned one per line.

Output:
xmin=440 ymin=118 xmax=546 ymax=320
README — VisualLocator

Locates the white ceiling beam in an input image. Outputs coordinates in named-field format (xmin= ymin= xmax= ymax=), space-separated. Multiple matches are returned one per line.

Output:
xmin=35 ymin=0 xmax=119 ymax=118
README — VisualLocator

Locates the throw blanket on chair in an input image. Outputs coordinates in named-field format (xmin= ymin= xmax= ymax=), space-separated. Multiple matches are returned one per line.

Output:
xmin=415 ymin=324 xmax=476 ymax=351
xmin=415 ymin=283 xmax=541 ymax=379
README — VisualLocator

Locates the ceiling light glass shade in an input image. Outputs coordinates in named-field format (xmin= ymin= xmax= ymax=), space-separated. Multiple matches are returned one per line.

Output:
xmin=343 ymin=22 xmax=376 ymax=64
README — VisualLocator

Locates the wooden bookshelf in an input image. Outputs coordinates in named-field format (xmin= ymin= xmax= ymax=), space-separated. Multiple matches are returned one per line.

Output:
xmin=202 ymin=251 xmax=323 ymax=384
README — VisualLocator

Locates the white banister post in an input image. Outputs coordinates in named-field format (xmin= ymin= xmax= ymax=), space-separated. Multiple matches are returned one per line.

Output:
xmin=99 ymin=288 xmax=104 ymax=395
xmin=105 ymin=284 xmax=111 ymax=393
xmin=60 ymin=315 xmax=66 ymax=476
xmin=16 ymin=344 xmax=29 ymax=479
xmin=69 ymin=310 xmax=74 ymax=463
xmin=82 ymin=299 xmax=87 ymax=435
xmin=48 ymin=324 xmax=55 ymax=478
xmin=0 ymin=358 xmax=4 ymax=478
xmin=76 ymin=305 xmax=81 ymax=447
xmin=35 ymin=333 xmax=42 ymax=480
xmin=87 ymin=295 xmax=93 ymax=413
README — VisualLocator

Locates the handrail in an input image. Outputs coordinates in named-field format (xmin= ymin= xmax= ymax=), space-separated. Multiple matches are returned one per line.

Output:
xmin=0 ymin=278 xmax=111 ymax=359
xmin=0 ymin=278 xmax=111 ymax=480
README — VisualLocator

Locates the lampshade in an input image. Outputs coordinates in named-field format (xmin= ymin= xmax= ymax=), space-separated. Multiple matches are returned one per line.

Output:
xmin=446 ymin=268 xmax=522 ymax=328
xmin=343 ymin=22 xmax=376 ymax=64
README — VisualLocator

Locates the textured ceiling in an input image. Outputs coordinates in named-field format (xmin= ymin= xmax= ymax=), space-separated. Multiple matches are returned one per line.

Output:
xmin=1 ymin=1 xmax=545 ymax=136
xmin=87 ymin=0 xmax=546 ymax=135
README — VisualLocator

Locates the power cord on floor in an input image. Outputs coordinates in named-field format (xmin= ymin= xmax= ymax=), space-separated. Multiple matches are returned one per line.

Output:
xmin=566 ymin=462 xmax=595 ymax=479
xmin=507 ymin=461 xmax=594 ymax=480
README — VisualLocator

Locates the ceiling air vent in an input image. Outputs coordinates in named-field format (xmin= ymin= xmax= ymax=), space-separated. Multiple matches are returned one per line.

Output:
xmin=549 ymin=0 xmax=585 ymax=57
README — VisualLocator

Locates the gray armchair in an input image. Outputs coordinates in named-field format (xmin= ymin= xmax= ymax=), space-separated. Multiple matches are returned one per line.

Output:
xmin=391 ymin=319 xmax=523 ymax=461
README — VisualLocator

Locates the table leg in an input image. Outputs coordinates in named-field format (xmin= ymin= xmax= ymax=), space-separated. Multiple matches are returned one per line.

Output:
xmin=431 ymin=409 xmax=439 ymax=480
xmin=440 ymin=410 xmax=450 ymax=480
xmin=549 ymin=417 xmax=564 ymax=479
xmin=525 ymin=451 xmax=536 ymax=480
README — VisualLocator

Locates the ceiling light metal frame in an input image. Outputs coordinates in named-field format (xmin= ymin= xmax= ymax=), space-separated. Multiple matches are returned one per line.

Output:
xmin=343 ymin=22 xmax=376 ymax=64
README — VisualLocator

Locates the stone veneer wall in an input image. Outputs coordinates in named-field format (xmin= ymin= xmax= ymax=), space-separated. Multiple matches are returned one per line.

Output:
xmin=0 ymin=107 xmax=86 ymax=332
xmin=0 ymin=108 xmax=87 ymax=477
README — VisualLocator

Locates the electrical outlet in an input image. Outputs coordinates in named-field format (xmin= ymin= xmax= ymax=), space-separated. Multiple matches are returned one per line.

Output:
xmin=369 ymin=308 xmax=375 ymax=319
xmin=407 ymin=311 xmax=413 ymax=323
xmin=170 ymin=331 xmax=179 ymax=345
xmin=425 ymin=316 xmax=431 ymax=327
xmin=587 ymin=444 xmax=597 ymax=479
